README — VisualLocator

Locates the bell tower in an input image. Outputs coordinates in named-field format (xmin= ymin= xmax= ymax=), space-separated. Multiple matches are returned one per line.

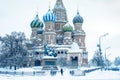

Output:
xmin=43 ymin=9 xmax=56 ymax=45
xmin=53 ymin=0 xmax=68 ymax=44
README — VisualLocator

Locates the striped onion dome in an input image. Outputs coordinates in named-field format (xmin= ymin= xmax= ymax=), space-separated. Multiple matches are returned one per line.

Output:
xmin=63 ymin=23 xmax=73 ymax=32
xmin=73 ymin=12 xmax=84 ymax=24
xmin=43 ymin=9 xmax=56 ymax=22
xmin=30 ymin=14 xmax=44 ymax=28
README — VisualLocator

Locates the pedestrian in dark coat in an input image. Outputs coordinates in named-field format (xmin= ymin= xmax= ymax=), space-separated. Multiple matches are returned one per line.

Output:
xmin=60 ymin=68 xmax=63 ymax=75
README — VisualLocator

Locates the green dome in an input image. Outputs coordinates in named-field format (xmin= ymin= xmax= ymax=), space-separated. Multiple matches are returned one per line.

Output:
xmin=63 ymin=23 xmax=73 ymax=32
xmin=30 ymin=14 xmax=44 ymax=28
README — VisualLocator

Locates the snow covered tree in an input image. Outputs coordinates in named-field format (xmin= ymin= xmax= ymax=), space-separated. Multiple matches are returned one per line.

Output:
xmin=104 ymin=58 xmax=112 ymax=69
xmin=0 ymin=32 xmax=28 ymax=69
xmin=114 ymin=56 xmax=120 ymax=66
xmin=89 ymin=50 xmax=104 ymax=66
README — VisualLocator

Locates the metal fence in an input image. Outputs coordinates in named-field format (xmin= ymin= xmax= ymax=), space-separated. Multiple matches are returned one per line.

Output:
xmin=0 ymin=71 xmax=53 ymax=76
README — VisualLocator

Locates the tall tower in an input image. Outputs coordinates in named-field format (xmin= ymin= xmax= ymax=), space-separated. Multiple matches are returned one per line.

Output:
xmin=73 ymin=11 xmax=86 ymax=51
xmin=73 ymin=11 xmax=88 ymax=66
xmin=43 ymin=9 xmax=56 ymax=45
xmin=53 ymin=0 xmax=68 ymax=44
xmin=63 ymin=23 xmax=73 ymax=45
xmin=30 ymin=14 xmax=44 ymax=45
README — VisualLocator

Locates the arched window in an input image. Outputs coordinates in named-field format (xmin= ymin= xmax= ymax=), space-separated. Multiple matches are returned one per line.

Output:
xmin=35 ymin=60 xmax=41 ymax=66
xmin=35 ymin=52 xmax=39 ymax=55
xmin=58 ymin=51 xmax=60 ymax=54
xmin=71 ymin=56 xmax=78 ymax=66
xmin=65 ymin=51 xmax=67 ymax=54
xmin=61 ymin=51 xmax=63 ymax=54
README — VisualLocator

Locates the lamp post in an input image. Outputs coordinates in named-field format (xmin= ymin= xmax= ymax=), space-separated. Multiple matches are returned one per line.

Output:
xmin=97 ymin=33 xmax=109 ymax=68
xmin=105 ymin=47 xmax=110 ymax=69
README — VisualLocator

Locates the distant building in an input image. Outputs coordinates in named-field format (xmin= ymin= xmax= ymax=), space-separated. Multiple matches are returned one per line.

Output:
xmin=27 ymin=0 xmax=88 ymax=67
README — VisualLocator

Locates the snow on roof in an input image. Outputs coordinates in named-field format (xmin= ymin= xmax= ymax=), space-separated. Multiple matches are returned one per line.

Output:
xmin=34 ymin=49 xmax=44 ymax=52
xmin=26 ymin=40 xmax=32 ymax=44
xmin=64 ymin=37 xmax=71 ymax=39
xmin=68 ymin=42 xmax=82 ymax=53
xmin=43 ymin=56 xmax=57 ymax=59
xmin=55 ymin=48 xmax=70 ymax=51
xmin=48 ymin=44 xmax=71 ymax=48
xmin=44 ymin=32 xmax=56 ymax=34
xmin=28 ymin=50 xmax=33 ymax=52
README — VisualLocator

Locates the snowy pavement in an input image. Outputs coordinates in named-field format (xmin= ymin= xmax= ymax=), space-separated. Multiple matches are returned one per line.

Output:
xmin=0 ymin=70 xmax=120 ymax=80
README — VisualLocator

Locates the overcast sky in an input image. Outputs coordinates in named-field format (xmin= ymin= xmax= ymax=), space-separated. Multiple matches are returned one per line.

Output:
xmin=0 ymin=0 xmax=120 ymax=61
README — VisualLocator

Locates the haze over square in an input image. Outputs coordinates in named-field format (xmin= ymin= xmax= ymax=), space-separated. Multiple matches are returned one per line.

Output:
xmin=0 ymin=0 xmax=120 ymax=61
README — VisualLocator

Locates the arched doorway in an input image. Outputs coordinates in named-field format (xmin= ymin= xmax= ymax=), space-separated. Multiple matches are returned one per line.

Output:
xmin=71 ymin=56 xmax=78 ymax=66
xmin=35 ymin=60 xmax=41 ymax=66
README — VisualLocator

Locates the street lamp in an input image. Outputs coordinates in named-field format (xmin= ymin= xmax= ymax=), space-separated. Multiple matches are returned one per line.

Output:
xmin=97 ymin=33 xmax=109 ymax=68
xmin=105 ymin=47 xmax=110 ymax=69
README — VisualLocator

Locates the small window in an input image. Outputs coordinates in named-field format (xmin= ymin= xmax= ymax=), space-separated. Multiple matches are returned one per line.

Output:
xmin=58 ymin=51 xmax=60 ymax=54
xmin=30 ymin=53 xmax=33 ymax=56
xmin=36 ymin=52 xmax=39 ymax=55
xmin=61 ymin=51 xmax=63 ymax=54
xmin=65 ymin=51 xmax=67 ymax=54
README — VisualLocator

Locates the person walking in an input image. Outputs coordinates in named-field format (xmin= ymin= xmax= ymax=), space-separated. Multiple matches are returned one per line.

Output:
xmin=60 ymin=68 xmax=63 ymax=76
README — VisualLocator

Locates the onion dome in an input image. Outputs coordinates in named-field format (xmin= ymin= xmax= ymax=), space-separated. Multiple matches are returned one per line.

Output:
xmin=73 ymin=12 xmax=84 ymax=24
xmin=30 ymin=14 xmax=44 ymax=28
xmin=37 ymin=28 xmax=44 ymax=34
xmin=43 ymin=9 xmax=56 ymax=22
xmin=63 ymin=23 xmax=73 ymax=32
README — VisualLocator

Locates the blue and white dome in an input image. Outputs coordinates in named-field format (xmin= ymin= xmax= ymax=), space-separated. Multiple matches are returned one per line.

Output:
xmin=43 ymin=9 xmax=56 ymax=22
xmin=30 ymin=14 xmax=44 ymax=28
xmin=73 ymin=12 xmax=84 ymax=24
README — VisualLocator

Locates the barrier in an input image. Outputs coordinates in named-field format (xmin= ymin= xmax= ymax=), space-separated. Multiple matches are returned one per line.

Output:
xmin=70 ymin=67 xmax=101 ymax=76
xmin=70 ymin=70 xmax=85 ymax=76
xmin=0 ymin=71 xmax=48 ymax=76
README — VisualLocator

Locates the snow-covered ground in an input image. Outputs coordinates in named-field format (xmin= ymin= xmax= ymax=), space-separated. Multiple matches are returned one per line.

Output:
xmin=0 ymin=70 xmax=120 ymax=80
xmin=0 ymin=67 xmax=120 ymax=80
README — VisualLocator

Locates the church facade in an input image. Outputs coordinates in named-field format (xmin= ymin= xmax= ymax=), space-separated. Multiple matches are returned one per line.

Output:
xmin=28 ymin=0 xmax=88 ymax=67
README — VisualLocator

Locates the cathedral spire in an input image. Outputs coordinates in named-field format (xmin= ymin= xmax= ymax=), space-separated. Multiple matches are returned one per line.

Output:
xmin=54 ymin=0 xmax=65 ymax=10
xmin=77 ymin=5 xmax=79 ymax=14
xmin=36 ymin=7 xmax=38 ymax=15
xmin=49 ymin=0 xmax=51 ymax=10
xmin=53 ymin=0 xmax=67 ymax=22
